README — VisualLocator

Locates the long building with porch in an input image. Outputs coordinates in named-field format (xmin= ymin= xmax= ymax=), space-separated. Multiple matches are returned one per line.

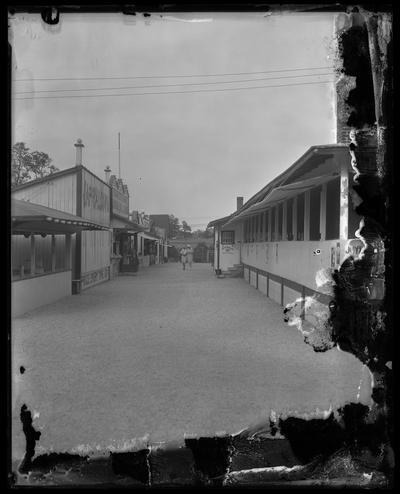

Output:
xmin=208 ymin=143 xmax=369 ymax=307
xmin=10 ymin=198 xmax=109 ymax=316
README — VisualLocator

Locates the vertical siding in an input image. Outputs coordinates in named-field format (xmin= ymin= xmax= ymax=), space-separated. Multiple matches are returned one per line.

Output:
xmin=12 ymin=173 xmax=77 ymax=214
xmin=268 ymin=279 xmax=281 ymax=304
xmin=258 ymin=274 xmax=268 ymax=295
xmin=249 ymin=270 xmax=257 ymax=288
xmin=81 ymin=169 xmax=110 ymax=226
xmin=81 ymin=230 xmax=111 ymax=274
xmin=283 ymin=286 xmax=302 ymax=307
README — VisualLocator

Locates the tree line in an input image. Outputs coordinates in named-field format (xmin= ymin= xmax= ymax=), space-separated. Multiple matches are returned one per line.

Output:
xmin=11 ymin=142 xmax=59 ymax=187
xmin=167 ymin=215 xmax=213 ymax=240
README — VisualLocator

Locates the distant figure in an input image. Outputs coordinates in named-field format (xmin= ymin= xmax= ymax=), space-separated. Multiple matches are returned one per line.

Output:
xmin=186 ymin=244 xmax=194 ymax=268
xmin=180 ymin=246 xmax=188 ymax=270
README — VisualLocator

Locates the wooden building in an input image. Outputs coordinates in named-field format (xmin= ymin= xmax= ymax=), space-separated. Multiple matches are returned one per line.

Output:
xmin=107 ymin=168 xmax=145 ymax=276
xmin=208 ymin=144 xmax=370 ymax=306
xmin=12 ymin=139 xmax=112 ymax=293
xmin=11 ymin=199 xmax=108 ymax=316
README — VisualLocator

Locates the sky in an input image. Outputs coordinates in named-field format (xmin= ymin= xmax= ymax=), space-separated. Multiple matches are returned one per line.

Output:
xmin=10 ymin=11 xmax=338 ymax=230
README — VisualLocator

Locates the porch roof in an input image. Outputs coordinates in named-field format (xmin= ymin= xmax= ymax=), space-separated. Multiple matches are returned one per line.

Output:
xmin=140 ymin=232 xmax=161 ymax=241
xmin=111 ymin=216 xmax=147 ymax=233
xmin=11 ymin=199 xmax=110 ymax=235
xmin=207 ymin=215 xmax=232 ymax=228
xmin=222 ymin=173 xmax=339 ymax=227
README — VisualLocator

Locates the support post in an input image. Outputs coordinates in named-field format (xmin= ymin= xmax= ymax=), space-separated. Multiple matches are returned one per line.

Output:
xmin=304 ymin=190 xmax=311 ymax=241
xmin=320 ymin=183 xmax=327 ymax=241
xmin=51 ymin=235 xmax=56 ymax=272
xmin=282 ymin=201 xmax=287 ymax=241
xmin=65 ymin=234 xmax=72 ymax=270
xmin=30 ymin=235 xmax=36 ymax=276
xmin=293 ymin=196 xmax=298 ymax=241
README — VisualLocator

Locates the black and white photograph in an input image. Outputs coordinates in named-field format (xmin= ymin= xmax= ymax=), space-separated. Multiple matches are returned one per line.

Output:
xmin=8 ymin=3 xmax=393 ymax=488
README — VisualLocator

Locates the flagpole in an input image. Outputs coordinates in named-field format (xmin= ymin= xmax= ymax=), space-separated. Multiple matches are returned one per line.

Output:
xmin=118 ymin=132 xmax=121 ymax=179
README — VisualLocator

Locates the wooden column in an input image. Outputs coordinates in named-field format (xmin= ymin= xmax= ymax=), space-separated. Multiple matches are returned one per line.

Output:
xmin=30 ymin=235 xmax=36 ymax=275
xmin=65 ymin=234 xmax=72 ymax=270
xmin=320 ymin=183 xmax=327 ymax=241
xmin=267 ymin=210 xmax=271 ymax=242
xmin=304 ymin=190 xmax=311 ymax=241
xmin=51 ymin=235 xmax=56 ymax=272
xmin=293 ymin=196 xmax=298 ymax=241
xmin=282 ymin=201 xmax=287 ymax=241
xmin=275 ymin=206 xmax=279 ymax=241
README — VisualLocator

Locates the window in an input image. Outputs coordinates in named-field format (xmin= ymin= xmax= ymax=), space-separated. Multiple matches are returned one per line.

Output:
xmin=286 ymin=198 xmax=293 ymax=240
xmin=297 ymin=193 xmax=305 ymax=240
xmin=221 ymin=230 xmax=235 ymax=244
xmin=309 ymin=187 xmax=321 ymax=241
xmin=277 ymin=203 xmax=283 ymax=241
xmin=326 ymin=177 xmax=340 ymax=240
xmin=270 ymin=207 xmax=276 ymax=241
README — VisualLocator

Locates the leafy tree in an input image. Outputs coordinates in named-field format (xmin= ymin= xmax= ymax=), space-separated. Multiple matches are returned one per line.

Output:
xmin=168 ymin=215 xmax=181 ymax=239
xmin=192 ymin=228 xmax=213 ymax=239
xmin=181 ymin=220 xmax=192 ymax=238
xmin=12 ymin=142 xmax=58 ymax=187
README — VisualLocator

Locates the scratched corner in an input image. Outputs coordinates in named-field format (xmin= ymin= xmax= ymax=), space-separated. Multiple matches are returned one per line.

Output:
xmin=327 ymin=7 xmax=393 ymax=485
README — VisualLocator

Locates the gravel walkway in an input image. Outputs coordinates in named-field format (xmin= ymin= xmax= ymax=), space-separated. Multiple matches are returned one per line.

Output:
xmin=12 ymin=262 xmax=371 ymax=460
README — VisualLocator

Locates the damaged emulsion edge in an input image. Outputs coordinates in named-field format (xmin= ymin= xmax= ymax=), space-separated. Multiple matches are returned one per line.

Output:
xmin=10 ymin=4 xmax=393 ymax=488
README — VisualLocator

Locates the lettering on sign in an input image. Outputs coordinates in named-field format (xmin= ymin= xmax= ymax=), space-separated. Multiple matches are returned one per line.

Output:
xmin=81 ymin=267 xmax=110 ymax=288
xmin=112 ymin=188 xmax=129 ymax=218
xmin=83 ymin=180 xmax=109 ymax=213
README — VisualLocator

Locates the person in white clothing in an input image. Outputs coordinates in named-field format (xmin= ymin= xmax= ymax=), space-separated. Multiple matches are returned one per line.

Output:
xmin=180 ymin=246 xmax=188 ymax=270
xmin=186 ymin=244 xmax=194 ymax=269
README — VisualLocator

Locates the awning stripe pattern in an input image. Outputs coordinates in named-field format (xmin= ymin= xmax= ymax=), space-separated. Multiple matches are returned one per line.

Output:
xmin=11 ymin=199 xmax=109 ymax=232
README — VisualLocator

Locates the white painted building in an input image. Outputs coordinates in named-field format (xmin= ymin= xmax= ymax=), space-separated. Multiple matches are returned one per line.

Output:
xmin=208 ymin=144 xmax=368 ymax=306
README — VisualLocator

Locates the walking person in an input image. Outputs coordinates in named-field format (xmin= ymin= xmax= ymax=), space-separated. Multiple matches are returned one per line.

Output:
xmin=186 ymin=244 xmax=193 ymax=269
xmin=180 ymin=246 xmax=188 ymax=270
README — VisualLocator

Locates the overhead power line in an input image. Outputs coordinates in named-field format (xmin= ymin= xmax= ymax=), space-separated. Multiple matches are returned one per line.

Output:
xmin=14 ymin=79 xmax=335 ymax=101
xmin=14 ymin=66 xmax=335 ymax=82
xmin=15 ymin=72 xmax=333 ymax=95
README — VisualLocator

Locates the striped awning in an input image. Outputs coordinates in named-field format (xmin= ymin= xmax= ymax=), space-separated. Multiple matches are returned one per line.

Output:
xmin=11 ymin=199 xmax=109 ymax=234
